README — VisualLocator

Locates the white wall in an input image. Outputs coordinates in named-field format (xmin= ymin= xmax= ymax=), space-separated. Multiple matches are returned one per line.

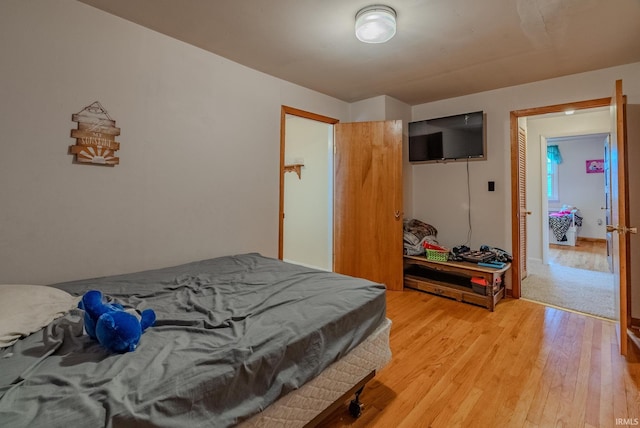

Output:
xmin=410 ymin=62 xmax=640 ymax=253
xmin=349 ymin=96 xmax=387 ymax=122
xmin=0 ymin=0 xmax=349 ymax=284
xmin=283 ymin=116 xmax=332 ymax=270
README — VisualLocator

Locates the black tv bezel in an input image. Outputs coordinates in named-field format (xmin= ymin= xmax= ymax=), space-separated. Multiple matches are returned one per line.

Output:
xmin=408 ymin=111 xmax=486 ymax=163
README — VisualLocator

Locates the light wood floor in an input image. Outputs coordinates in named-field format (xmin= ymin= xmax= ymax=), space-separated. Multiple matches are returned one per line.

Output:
xmin=323 ymin=290 xmax=640 ymax=428
xmin=548 ymin=239 xmax=609 ymax=272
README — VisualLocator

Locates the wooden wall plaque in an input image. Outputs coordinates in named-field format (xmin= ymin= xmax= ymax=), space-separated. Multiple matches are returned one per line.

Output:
xmin=70 ymin=101 xmax=120 ymax=165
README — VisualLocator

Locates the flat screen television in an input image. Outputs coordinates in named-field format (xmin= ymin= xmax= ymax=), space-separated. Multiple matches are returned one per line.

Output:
xmin=408 ymin=111 xmax=486 ymax=162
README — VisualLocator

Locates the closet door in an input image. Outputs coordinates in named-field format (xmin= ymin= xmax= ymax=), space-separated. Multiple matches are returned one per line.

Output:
xmin=518 ymin=127 xmax=528 ymax=280
xmin=333 ymin=120 xmax=403 ymax=291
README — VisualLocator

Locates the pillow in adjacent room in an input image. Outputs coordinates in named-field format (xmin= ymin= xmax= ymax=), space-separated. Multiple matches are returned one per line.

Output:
xmin=0 ymin=284 xmax=79 ymax=348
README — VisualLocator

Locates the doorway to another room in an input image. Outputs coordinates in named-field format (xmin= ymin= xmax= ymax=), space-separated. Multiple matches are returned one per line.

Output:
xmin=521 ymin=113 xmax=615 ymax=319
xmin=512 ymin=81 xmax=632 ymax=355
xmin=544 ymin=133 xmax=611 ymax=271
xmin=280 ymin=108 xmax=336 ymax=271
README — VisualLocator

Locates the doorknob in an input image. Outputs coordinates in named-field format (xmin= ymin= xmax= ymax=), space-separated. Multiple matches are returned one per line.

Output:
xmin=394 ymin=210 xmax=401 ymax=219
xmin=606 ymin=224 xmax=638 ymax=234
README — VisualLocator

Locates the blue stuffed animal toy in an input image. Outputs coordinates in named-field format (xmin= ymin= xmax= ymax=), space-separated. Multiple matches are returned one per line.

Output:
xmin=79 ymin=290 xmax=156 ymax=353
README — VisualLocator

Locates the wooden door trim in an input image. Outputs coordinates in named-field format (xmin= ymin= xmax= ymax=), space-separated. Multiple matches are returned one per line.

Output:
xmin=279 ymin=106 xmax=339 ymax=260
xmin=509 ymin=97 xmax=611 ymax=298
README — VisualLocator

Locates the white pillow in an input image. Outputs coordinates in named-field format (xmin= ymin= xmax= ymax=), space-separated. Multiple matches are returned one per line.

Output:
xmin=0 ymin=284 xmax=79 ymax=348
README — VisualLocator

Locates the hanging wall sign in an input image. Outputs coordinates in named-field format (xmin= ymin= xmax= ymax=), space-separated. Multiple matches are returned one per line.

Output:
xmin=69 ymin=101 xmax=120 ymax=165
xmin=585 ymin=159 xmax=604 ymax=174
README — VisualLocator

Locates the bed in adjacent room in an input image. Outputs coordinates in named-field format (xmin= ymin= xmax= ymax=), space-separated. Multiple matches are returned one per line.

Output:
xmin=548 ymin=207 xmax=583 ymax=246
xmin=0 ymin=253 xmax=391 ymax=427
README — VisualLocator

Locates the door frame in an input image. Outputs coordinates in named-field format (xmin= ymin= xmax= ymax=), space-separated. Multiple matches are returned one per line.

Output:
xmin=509 ymin=97 xmax=611 ymax=298
xmin=278 ymin=106 xmax=339 ymax=260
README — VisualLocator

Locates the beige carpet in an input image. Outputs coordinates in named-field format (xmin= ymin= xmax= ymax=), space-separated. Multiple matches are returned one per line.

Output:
xmin=521 ymin=261 xmax=615 ymax=319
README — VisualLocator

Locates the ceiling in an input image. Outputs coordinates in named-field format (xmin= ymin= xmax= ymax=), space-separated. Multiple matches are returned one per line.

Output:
xmin=78 ymin=0 xmax=640 ymax=106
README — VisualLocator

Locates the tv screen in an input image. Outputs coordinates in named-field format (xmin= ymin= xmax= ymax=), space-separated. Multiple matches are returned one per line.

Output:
xmin=408 ymin=111 xmax=485 ymax=162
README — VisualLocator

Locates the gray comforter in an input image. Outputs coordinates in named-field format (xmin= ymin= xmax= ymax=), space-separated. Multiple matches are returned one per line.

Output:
xmin=0 ymin=253 xmax=386 ymax=427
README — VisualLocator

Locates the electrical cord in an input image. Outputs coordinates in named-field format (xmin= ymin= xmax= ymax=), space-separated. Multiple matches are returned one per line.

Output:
xmin=465 ymin=158 xmax=472 ymax=245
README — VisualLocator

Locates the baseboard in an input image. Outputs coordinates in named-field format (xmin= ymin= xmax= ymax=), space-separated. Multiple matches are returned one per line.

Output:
xmin=577 ymin=237 xmax=606 ymax=243
xmin=628 ymin=328 xmax=640 ymax=359
xmin=632 ymin=317 xmax=640 ymax=327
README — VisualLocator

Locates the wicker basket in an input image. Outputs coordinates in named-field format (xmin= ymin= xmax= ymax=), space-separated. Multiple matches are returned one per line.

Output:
xmin=426 ymin=248 xmax=449 ymax=262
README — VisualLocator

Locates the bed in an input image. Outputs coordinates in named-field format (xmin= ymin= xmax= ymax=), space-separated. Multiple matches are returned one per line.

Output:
xmin=0 ymin=253 xmax=391 ymax=427
xmin=548 ymin=208 xmax=583 ymax=246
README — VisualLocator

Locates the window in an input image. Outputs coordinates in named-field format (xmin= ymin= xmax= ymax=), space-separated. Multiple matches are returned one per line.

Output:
xmin=546 ymin=144 xmax=562 ymax=202
xmin=547 ymin=156 xmax=559 ymax=201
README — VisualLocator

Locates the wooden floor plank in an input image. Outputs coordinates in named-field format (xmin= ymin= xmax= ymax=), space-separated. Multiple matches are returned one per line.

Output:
xmin=584 ymin=320 xmax=602 ymax=427
xmin=624 ymin=346 xmax=640 ymax=424
xmin=322 ymin=289 xmax=640 ymax=428
xmin=538 ymin=311 xmax=576 ymax=427
xmin=499 ymin=307 xmax=552 ymax=427
xmin=611 ymin=328 xmax=630 ymax=427
xmin=548 ymin=240 xmax=608 ymax=272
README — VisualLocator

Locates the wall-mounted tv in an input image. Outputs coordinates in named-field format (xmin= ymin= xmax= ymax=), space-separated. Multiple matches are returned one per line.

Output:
xmin=408 ymin=111 xmax=486 ymax=163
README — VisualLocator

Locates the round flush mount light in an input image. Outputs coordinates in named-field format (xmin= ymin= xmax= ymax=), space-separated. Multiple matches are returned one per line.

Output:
xmin=355 ymin=5 xmax=397 ymax=44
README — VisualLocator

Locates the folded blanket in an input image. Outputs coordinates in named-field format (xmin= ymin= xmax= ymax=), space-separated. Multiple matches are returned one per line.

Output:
xmin=403 ymin=219 xmax=439 ymax=256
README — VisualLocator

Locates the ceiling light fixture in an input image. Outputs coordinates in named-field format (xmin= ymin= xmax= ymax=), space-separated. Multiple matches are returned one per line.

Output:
xmin=355 ymin=5 xmax=397 ymax=44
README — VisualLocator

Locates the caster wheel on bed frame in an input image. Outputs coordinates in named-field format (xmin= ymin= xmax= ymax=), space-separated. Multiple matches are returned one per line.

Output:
xmin=349 ymin=399 xmax=363 ymax=418
xmin=349 ymin=384 xmax=365 ymax=419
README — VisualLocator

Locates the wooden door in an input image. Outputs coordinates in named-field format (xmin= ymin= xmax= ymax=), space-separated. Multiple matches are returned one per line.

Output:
xmin=333 ymin=120 xmax=403 ymax=291
xmin=608 ymin=79 xmax=631 ymax=356
xmin=518 ymin=127 xmax=528 ymax=279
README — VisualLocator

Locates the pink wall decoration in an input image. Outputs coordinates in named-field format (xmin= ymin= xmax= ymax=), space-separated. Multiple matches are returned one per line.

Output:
xmin=585 ymin=159 xmax=604 ymax=174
